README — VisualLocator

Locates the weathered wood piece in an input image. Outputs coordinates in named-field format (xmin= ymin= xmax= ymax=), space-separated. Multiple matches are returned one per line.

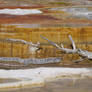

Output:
xmin=41 ymin=35 xmax=92 ymax=60
xmin=6 ymin=38 xmax=27 ymax=44
xmin=40 ymin=35 xmax=77 ymax=53
xmin=68 ymin=35 xmax=76 ymax=50
xmin=78 ymin=49 xmax=92 ymax=59
xmin=72 ymin=57 xmax=86 ymax=63
xmin=68 ymin=36 xmax=92 ymax=59
xmin=6 ymin=38 xmax=41 ymax=54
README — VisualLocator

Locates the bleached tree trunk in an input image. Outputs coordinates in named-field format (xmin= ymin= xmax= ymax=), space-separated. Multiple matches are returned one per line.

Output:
xmin=78 ymin=49 xmax=92 ymax=59
xmin=40 ymin=35 xmax=77 ymax=53
xmin=68 ymin=35 xmax=76 ymax=50
xmin=6 ymin=38 xmax=41 ymax=54
xmin=41 ymin=35 xmax=92 ymax=60
xmin=29 ymin=42 xmax=40 ymax=54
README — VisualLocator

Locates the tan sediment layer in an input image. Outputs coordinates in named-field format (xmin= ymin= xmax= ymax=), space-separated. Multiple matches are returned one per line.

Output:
xmin=0 ymin=26 xmax=92 ymax=58
xmin=0 ymin=26 xmax=92 ymax=42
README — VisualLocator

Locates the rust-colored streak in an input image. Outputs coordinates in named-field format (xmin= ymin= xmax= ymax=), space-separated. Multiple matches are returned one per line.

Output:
xmin=0 ymin=5 xmax=45 ymax=9
xmin=0 ymin=14 xmax=59 ymax=24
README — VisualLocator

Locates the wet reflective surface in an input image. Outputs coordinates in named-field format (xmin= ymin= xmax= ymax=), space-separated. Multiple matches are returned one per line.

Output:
xmin=0 ymin=78 xmax=19 ymax=84
xmin=1 ymin=78 xmax=92 ymax=92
